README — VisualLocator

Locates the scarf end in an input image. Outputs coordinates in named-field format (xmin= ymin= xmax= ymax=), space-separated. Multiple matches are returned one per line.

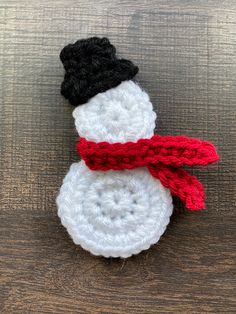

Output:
xmin=185 ymin=197 xmax=205 ymax=211
xmin=148 ymin=164 xmax=205 ymax=212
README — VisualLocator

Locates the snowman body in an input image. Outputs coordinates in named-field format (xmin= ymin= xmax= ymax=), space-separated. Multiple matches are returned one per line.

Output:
xmin=57 ymin=81 xmax=173 ymax=258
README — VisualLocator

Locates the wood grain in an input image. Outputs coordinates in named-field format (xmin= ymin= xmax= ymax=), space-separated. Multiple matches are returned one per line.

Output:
xmin=0 ymin=1 xmax=236 ymax=313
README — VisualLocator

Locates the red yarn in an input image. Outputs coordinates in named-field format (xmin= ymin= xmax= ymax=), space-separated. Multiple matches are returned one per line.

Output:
xmin=77 ymin=135 xmax=219 ymax=210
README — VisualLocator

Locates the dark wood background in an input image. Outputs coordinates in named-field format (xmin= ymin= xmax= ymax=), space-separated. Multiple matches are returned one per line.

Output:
xmin=1 ymin=1 xmax=236 ymax=313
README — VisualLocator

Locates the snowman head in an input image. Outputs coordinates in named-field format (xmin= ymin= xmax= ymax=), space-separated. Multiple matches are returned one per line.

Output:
xmin=60 ymin=37 xmax=156 ymax=143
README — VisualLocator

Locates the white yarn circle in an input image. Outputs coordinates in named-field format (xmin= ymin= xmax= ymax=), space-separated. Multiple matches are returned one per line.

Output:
xmin=72 ymin=80 xmax=157 ymax=143
xmin=57 ymin=161 xmax=173 ymax=258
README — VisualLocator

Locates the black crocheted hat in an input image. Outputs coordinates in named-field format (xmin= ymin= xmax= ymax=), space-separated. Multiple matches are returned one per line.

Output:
xmin=60 ymin=37 xmax=139 ymax=106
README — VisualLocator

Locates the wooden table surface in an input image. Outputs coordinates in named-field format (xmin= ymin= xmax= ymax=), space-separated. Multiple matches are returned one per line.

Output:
xmin=1 ymin=1 xmax=236 ymax=313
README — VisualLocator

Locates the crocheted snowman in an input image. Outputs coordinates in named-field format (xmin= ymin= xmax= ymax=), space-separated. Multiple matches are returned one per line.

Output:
xmin=57 ymin=37 xmax=218 ymax=258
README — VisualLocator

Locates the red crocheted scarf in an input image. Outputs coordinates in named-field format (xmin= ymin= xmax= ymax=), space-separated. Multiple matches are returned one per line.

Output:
xmin=77 ymin=135 xmax=219 ymax=211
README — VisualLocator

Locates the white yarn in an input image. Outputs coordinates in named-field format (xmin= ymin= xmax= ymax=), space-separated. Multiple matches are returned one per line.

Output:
xmin=57 ymin=161 xmax=173 ymax=258
xmin=72 ymin=80 xmax=156 ymax=143
xmin=57 ymin=80 xmax=173 ymax=257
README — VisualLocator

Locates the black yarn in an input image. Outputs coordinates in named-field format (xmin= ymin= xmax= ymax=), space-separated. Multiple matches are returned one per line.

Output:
xmin=60 ymin=37 xmax=139 ymax=106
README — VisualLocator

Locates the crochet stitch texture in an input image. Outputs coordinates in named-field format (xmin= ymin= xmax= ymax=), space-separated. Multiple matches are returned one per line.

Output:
xmin=57 ymin=162 xmax=172 ymax=258
xmin=77 ymin=135 xmax=219 ymax=210
xmin=60 ymin=37 xmax=138 ymax=105
xmin=57 ymin=37 xmax=219 ymax=258
xmin=57 ymin=79 xmax=173 ymax=257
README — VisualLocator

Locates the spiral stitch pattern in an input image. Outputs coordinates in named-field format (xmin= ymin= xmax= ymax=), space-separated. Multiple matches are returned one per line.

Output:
xmin=57 ymin=162 xmax=173 ymax=258
xmin=72 ymin=80 xmax=156 ymax=143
